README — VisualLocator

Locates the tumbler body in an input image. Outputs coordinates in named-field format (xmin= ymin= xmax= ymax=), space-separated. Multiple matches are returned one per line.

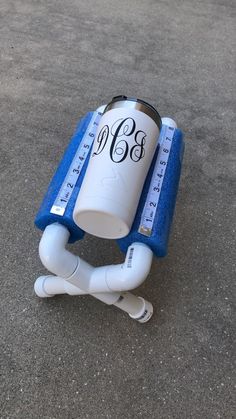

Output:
xmin=73 ymin=97 xmax=161 ymax=239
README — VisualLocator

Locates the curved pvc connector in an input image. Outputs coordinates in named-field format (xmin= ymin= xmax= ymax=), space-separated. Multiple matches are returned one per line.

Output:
xmin=39 ymin=224 xmax=153 ymax=294
xmin=105 ymin=242 xmax=153 ymax=292
xmin=39 ymin=223 xmax=78 ymax=278
xmin=67 ymin=242 xmax=153 ymax=293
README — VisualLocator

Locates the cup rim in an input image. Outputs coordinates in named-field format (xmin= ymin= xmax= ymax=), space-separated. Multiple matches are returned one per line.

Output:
xmin=104 ymin=95 xmax=162 ymax=130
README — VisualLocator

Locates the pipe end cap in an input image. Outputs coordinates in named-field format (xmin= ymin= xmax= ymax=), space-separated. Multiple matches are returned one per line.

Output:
xmin=34 ymin=276 xmax=55 ymax=298
xmin=129 ymin=297 xmax=153 ymax=323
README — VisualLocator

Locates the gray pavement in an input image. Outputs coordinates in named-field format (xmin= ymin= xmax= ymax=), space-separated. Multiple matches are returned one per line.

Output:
xmin=0 ymin=0 xmax=235 ymax=418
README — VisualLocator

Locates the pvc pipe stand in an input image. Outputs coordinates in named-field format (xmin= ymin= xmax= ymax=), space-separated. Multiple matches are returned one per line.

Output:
xmin=36 ymin=223 xmax=154 ymax=323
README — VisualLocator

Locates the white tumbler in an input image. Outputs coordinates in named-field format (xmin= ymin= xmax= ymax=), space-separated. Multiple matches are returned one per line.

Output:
xmin=73 ymin=96 xmax=162 ymax=239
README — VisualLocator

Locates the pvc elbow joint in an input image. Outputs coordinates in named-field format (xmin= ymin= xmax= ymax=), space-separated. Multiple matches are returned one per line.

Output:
xmin=39 ymin=223 xmax=78 ymax=278
xmin=39 ymin=223 xmax=153 ymax=294
xmin=105 ymin=243 xmax=153 ymax=291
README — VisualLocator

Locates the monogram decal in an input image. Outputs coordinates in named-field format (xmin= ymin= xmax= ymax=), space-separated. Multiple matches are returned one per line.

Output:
xmin=93 ymin=117 xmax=146 ymax=163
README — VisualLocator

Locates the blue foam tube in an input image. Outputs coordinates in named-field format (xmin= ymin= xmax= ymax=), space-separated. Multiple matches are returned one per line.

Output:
xmin=35 ymin=113 xmax=93 ymax=243
xmin=117 ymin=128 xmax=184 ymax=257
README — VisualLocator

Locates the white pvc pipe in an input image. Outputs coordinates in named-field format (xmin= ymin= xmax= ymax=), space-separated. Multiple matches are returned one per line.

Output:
xmin=34 ymin=275 xmax=153 ymax=322
xmin=34 ymin=275 xmax=87 ymax=297
xmin=39 ymin=223 xmax=153 ymax=294
xmin=34 ymin=275 xmax=120 ymax=304
xmin=114 ymin=293 xmax=153 ymax=323
xmin=39 ymin=223 xmax=78 ymax=278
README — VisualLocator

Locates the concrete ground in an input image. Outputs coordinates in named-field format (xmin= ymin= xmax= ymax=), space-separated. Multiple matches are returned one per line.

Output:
xmin=0 ymin=0 xmax=235 ymax=418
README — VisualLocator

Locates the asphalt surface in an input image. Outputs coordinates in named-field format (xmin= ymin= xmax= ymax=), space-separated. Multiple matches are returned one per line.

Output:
xmin=0 ymin=1 xmax=235 ymax=418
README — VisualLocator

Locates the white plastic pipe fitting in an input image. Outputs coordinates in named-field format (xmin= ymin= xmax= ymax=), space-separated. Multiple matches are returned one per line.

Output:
xmin=39 ymin=223 xmax=78 ymax=278
xmin=34 ymin=275 xmax=153 ymax=323
xmin=38 ymin=223 xmax=153 ymax=294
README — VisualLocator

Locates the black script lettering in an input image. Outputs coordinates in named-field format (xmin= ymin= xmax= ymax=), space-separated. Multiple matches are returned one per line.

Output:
xmin=130 ymin=130 xmax=146 ymax=162
xmin=110 ymin=118 xmax=136 ymax=163
xmin=93 ymin=125 xmax=109 ymax=156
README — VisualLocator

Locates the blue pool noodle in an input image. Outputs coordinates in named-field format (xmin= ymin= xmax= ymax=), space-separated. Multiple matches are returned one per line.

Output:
xmin=35 ymin=111 xmax=184 ymax=256
xmin=118 ymin=128 xmax=184 ymax=257
xmin=35 ymin=112 xmax=93 ymax=243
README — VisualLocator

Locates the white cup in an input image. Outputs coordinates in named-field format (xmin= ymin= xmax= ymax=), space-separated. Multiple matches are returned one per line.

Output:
xmin=73 ymin=96 xmax=162 ymax=239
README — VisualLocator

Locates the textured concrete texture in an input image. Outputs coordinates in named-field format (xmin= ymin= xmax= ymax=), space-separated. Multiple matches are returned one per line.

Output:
xmin=0 ymin=0 xmax=235 ymax=418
